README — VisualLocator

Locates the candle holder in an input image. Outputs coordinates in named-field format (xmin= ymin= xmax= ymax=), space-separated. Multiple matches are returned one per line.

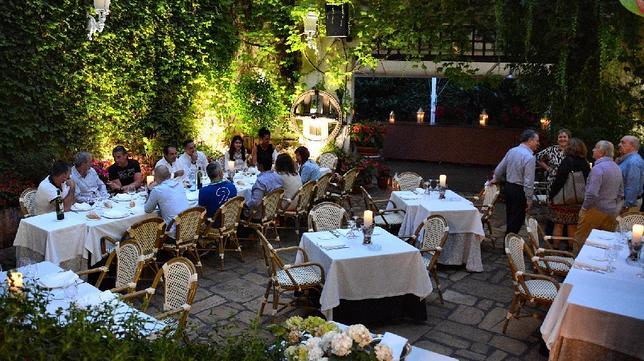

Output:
xmin=362 ymin=223 xmax=375 ymax=245
xmin=627 ymin=239 xmax=642 ymax=262
xmin=439 ymin=186 xmax=446 ymax=199
xmin=227 ymin=169 xmax=236 ymax=181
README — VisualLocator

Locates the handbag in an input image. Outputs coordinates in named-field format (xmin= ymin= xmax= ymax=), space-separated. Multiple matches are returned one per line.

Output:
xmin=552 ymin=171 xmax=586 ymax=205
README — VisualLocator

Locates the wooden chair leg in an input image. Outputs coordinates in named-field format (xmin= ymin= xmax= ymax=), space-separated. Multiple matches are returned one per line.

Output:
xmin=218 ymin=238 xmax=225 ymax=271
xmin=431 ymin=268 xmax=444 ymax=304
xmin=503 ymin=293 xmax=519 ymax=334
xmin=258 ymin=281 xmax=272 ymax=317
xmin=272 ymin=287 xmax=280 ymax=322
xmin=272 ymin=222 xmax=281 ymax=245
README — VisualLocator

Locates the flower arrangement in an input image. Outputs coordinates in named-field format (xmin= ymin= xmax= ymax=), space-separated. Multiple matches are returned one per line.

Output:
xmin=0 ymin=173 xmax=36 ymax=208
xmin=350 ymin=123 xmax=386 ymax=148
xmin=91 ymin=160 xmax=111 ymax=182
xmin=274 ymin=316 xmax=393 ymax=361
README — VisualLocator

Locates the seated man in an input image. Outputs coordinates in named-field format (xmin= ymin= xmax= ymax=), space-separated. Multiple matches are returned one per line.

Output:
xmin=245 ymin=155 xmax=283 ymax=218
xmin=295 ymin=146 xmax=321 ymax=183
xmin=155 ymin=145 xmax=185 ymax=179
xmin=198 ymin=162 xmax=237 ymax=221
xmin=178 ymin=139 xmax=209 ymax=184
xmin=107 ymin=146 xmax=143 ymax=192
xmin=71 ymin=151 xmax=108 ymax=203
xmin=34 ymin=161 xmax=75 ymax=215
xmin=144 ymin=165 xmax=189 ymax=238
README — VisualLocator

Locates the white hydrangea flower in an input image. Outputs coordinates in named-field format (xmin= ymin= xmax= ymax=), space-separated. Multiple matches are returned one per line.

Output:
xmin=347 ymin=324 xmax=372 ymax=348
xmin=305 ymin=336 xmax=323 ymax=361
xmin=331 ymin=332 xmax=353 ymax=357
xmin=319 ymin=330 xmax=338 ymax=352
xmin=375 ymin=344 xmax=394 ymax=361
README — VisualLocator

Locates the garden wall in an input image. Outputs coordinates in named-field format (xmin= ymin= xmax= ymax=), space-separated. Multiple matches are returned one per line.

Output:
xmin=383 ymin=124 xmax=521 ymax=166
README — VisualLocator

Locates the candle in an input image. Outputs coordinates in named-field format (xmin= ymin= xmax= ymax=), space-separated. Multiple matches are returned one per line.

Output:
xmin=228 ymin=160 xmax=235 ymax=172
xmin=633 ymin=224 xmax=643 ymax=245
xmin=363 ymin=210 xmax=373 ymax=228
xmin=8 ymin=271 xmax=23 ymax=293
xmin=439 ymin=174 xmax=447 ymax=188
xmin=146 ymin=175 xmax=154 ymax=186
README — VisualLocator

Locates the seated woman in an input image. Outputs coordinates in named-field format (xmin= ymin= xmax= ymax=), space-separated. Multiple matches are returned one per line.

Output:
xmin=275 ymin=153 xmax=302 ymax=210
xmin=295 ymin=146 xmax=321 ymax=183
xmin=224 ymin=135 xmax=248 ymax=171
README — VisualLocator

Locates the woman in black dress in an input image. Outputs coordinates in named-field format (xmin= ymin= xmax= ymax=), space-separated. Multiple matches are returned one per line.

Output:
xmin=251 ymin=127 xmax=277 ymax=167
xmin=548 ymin=138 xmax=591 ymax=248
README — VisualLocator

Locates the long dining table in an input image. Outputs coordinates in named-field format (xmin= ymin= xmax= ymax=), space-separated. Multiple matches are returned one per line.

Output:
xmin=13 ymin=172 xmax=257 ymax=271
xmin=388 ymin=189 xmax=485 ymax=272
xmin=541 ymin=229 xmax=644 ymax=361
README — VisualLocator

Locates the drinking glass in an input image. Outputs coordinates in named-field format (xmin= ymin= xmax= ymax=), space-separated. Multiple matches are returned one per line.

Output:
xmin=637 ymin=247 xmax=644 ymax=278
xmin=606 ymin=244 xmax=618 ymax=272
xmin=346 ymin=219 xmax=357 ymax=238
xmin=423 ymin=181 xmax=430 ymax=194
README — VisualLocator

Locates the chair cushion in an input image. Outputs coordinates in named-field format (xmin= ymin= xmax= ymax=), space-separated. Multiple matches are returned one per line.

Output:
xmin=276 ymin=266 xmax=322 ymax=287
xmin=537 ymin=256 xmax=572 ymax=272
xmin=375 ymin=212 xmax=405 ymax=226
xmin=522 ymin=279 xmax=558 ymax=301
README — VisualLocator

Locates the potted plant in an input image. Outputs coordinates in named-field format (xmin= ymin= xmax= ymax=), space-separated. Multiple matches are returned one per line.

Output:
xmin=350 ymin=123 xmax=386 ymax=156
xmin=355 ymin=158 xmax=390 ymax=189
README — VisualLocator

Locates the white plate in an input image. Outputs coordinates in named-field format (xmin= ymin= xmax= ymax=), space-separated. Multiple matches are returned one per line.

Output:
xmin=112 ymin=194 xmax=133 ymax=202
xmin=102 ymin=210 xmax=129 ymax=219
xmin=71 ymin=203 xmax=94 ymax=212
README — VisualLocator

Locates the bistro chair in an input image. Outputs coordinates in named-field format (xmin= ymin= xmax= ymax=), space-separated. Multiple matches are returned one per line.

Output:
xmin=78 ymin=240 xmax=144 ymax=294
xmin=256 ymin=230 xmax=324 ymax=321
xmin=308 ymin=201 xmax=349 ymax=232
xmin=616 ymin=211 xmax=644 ymax=233
xmin=313 ymin=172 xmax=333 ymax=204
xmin=407 ymin=215 xmax=449 ymax=304
xmin=328 ymin=167 xmax=359 ymax=214
xmin=475 ymin=183 xmax=500 ymax=247
xmin=532 ymin=181 xmax=549 ymax=206
xmin=317 ymin=152 xmax=338 ymax=171
xmin=359 ymin=186 xmax=405 ymax=232
xmin=200 ymin=196 xmax=245 ymax=270
xmin=123 ymin=257 xmax=198 ymax=331
xmin=524 ymin=216 xmax=574 ymax=277
xmin=393 ymin=172 xmax=423 ymax=191
xmin=241 ymin=189 xmax=284 ymax=245
xmin=19 ymin=188 xmax=37 ymax=218
xmin=160 ymin=206 xmax=206 ymax=272
xmin=280 ymin=181 xmax=316 ymax=234
xmin=120 ymin=218 xmax=166 ymax=274
xmin=524 ymin=216 xmax=581 ymax=256
xmin=503 ymin=233 xmax=559 ymax=334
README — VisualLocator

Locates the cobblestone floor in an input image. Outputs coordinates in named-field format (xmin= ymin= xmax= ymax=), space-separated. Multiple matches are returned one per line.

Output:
xmin=1 ymin=161 xmax=554 ymax=361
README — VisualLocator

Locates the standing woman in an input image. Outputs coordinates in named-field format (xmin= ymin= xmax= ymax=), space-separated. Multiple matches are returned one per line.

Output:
xmin=548 ymin=138 xmax=591 ymax=248
xmin=224 ymin=135 xmax=248 ymax=171
xmin=250 ymin=127 xmax=277 ymax=167
xmin=536 ymin=129 xmax=572 ymax=189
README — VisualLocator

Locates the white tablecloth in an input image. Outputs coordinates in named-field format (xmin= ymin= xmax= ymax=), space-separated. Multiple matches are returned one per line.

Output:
xmin=295 ymin=227 xmax=432 ymax=320
xmin=0 ymin=261 xmax=166 ymax=335
xmin=541 ymin=229 xmax=644 ymax=360
xmin=14 ymin=177 xmax=258 ymax=269
xmin=389 ymin=190 xmax=485 ymax=272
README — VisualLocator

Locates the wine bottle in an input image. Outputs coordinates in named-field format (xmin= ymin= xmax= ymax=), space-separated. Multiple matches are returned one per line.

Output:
xmin=196 ymin=166 xmax=203 ymax=190
xmin=55 ymin=189 xmax=64 ymax=220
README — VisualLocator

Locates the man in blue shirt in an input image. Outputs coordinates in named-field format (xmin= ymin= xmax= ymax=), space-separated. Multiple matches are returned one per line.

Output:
xmin=295 ymin=146 xmax=321 ymax=183
xmin=245 ymin=156 xmax=283 ymax=218
xmin=198 ymin=162 xmax=237 ymax=220
xmin=618 ymin=135 xmax=644 ymax=213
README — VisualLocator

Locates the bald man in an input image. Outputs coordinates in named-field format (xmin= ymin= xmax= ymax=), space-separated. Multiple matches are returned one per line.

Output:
xmin=144 ymin=165 xmax=189 ymax=238
xmin=618 ymin=135 xmax=644 ymax=213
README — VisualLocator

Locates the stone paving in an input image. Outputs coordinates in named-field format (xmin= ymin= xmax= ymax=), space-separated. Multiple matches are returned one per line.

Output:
xmin=0 ymin=160 xmax=554 ymax=361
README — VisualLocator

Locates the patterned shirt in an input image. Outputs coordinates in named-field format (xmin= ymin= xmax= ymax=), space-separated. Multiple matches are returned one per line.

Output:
xmin=536 ymin=145 xmax=565 ymax=187
xmin=198 ymin=179 xmax=237 ymax=219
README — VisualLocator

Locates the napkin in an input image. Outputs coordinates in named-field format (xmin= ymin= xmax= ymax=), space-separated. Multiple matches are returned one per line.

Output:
xmin=320 ymin=240 xmax=346 ymax=250
xmin=574 ymin=260 xmax=609 ymax=272
xmin=186 ymin=192 xmax=198 ymax=201
xmin=38 ymin=271 xmax=79 ymax=289
xmin=77 ymin=290 xmax=117 ymax=308
xmin=103 ymin=209 xmax=129 ymax=219
xmin=71 ymin=202 xmax=92 ymax=211
xmin=316 ymin=232 xmax=336 ymax=240
xmin=585 ymin=238 xmax=611 ymax=249
xmin=380 ymin=332 xmax=408 ymax=361
xmin=398 ymin=191 xmax=420 ymax=200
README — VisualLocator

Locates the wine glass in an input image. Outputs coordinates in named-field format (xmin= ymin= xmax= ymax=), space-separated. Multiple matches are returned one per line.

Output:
xmin=346 ymin=219 xmax=357 ymax=238
xmin=423 ymin=181 xmax=430 ymax=194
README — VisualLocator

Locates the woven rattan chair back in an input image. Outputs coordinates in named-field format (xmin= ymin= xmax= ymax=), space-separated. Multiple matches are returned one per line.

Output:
xmin=219 ymin=196 xmax=245 ymax=232
xmin=617 ymin=212 xmax=644 ymax=233
xmin=505 ymin=233 xmax=527 ymax=276
xmin=314 ymin=173 xmax=332 ymax=202
xmin=19 ymin=188 xmax=37 ymax=217
xmin=127 ymin=218 xmax=165 ymax=260
xmin=318 ymin=152 xmax=338 ymax=170
xmin=261 ymin=188 xmax=284 ymax=222
xmin=482 ymin=183 xmax=500 ymax=207
xmin=341 ymin=168 xmax=359 ymax=193
xmin=395 ymin=172 xmax=423 ymax=191
xmin=416 ymin=215 xmax=449 ymax=250
xmin=308 ymin=202 xmax=348 ymax=231
xmin=524 ymin=216 xmax=541 ymax=254
xmin=257 ymin=231 xmax=283 ymax=276
xmin=159 ymin=257 xmax=198 ymax=313
xmin=114 ymin=241 xmax=144 ymax=289
xmin=174 ymin=207 xmax=206 ymax=246
xmin=295 ymin=181 xmax=316 ymax=213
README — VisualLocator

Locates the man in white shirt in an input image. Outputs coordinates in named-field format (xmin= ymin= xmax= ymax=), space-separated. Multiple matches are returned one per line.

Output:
xmin=34 ymin=161 xmax=76 ymax=215
xmin=71 ymin=152 xmax=108 ymax=203
xmin=177 ymin=139 xmax=209 ymax=184
xmin=144 ymin=165 xmax=189 ymax=238
xmin=155 ymin=145 xmax=185 ymax=179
